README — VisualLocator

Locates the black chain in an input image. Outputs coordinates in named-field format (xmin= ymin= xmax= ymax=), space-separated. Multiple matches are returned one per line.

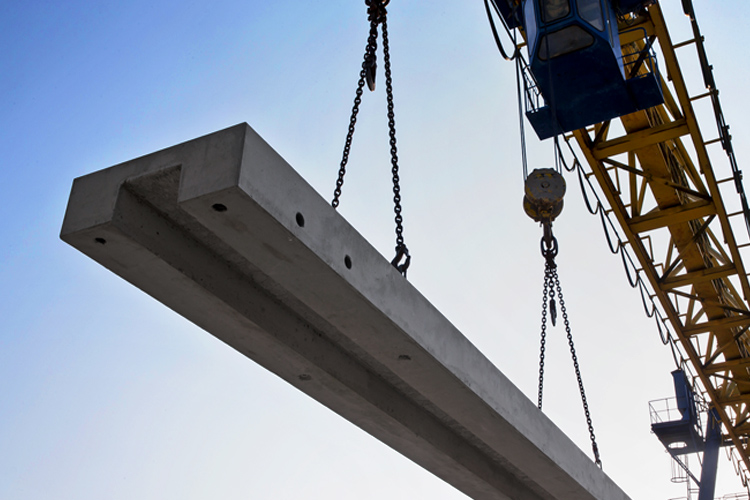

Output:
xmin=553 ymin=265 xmax=602 ymax=468
xmin=381 ymin=13 xmax=409 ymax=276
xmin=332 ymin=2 xmax=382 ymax=209
xmin=537 ymin=234 xmax=602 ymax=468
xmin=538 ymin=236 xmax=557 ymax=409
xmin=537 ymin=261 xmax=550 ymax=409
xmin=331 ymin=0 xmax=410 ymax=277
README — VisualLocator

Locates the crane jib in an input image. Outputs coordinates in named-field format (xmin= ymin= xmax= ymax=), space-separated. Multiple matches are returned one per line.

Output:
xmin=487 ymin=0 xmax=750 ymax=494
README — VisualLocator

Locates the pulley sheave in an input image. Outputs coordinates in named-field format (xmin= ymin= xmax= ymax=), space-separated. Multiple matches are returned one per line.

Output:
xmin=523 ymin=168 xmax=566 ymax=224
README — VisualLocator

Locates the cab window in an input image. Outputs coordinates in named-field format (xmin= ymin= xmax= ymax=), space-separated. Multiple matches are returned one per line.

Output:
xmin=524 ymin=0 xmax=538 ymax=53
xmin=540 ymin=0 xmax=570 ymax=23
xmin=577 ymin=0 xmax=604 ymax=30
xmin=538 ymin=25 xmax=595 ymax=60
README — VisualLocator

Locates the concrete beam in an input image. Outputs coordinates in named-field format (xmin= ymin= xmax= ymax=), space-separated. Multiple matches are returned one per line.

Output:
xmin=61 ymin=123 xmax=631 ymax=500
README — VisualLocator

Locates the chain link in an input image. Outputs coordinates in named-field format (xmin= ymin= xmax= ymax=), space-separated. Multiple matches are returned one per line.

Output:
xmin=331 ymin=0 xmax=410 ymax=277
xmin=537 ymin=235 xmax=602 ymax=468
xmin=381 ymin=15 xmax=409 ymax=275
xmin=332 ymin=4 xmax=382 ymax=209
xmin=537 ymin=262 xmax=550 ymax=409
xmin=552 ymin=265 xmax=602 ymax=468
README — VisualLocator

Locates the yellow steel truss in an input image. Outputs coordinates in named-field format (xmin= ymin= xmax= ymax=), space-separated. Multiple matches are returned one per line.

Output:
xmin=569 ymin=2 xmax=750 ymax=486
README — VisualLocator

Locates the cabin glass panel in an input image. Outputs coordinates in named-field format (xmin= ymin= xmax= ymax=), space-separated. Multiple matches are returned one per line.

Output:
xmin=538 ymin=25 xmax=594 ymax=60
xmin=577 ymin=0 xmax=605 ymax=30
xmin=524 ymin=0 xmax=538 ymax=53
xmin=540 ymin=0 xmax=570 ymax=23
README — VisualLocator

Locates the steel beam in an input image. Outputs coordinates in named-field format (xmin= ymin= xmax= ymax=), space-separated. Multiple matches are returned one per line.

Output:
xmin=683 ymin=316 xmax=750 ymax=337
xmin=659 ymin=264 xmax=737 ymax=291
xmin=628 ymin=200 xmax=716 ymax=233
xmin=592 ymin=119 xmax=689 ymax=159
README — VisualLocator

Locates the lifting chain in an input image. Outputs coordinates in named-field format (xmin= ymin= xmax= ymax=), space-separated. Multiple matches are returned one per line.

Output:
xmin=331 ymin=0 xmax=410 ymax=277
xmin=527 ymin=168 xmax=601 ymax=468
xmin=537 ymin=236 xmax=601 ymax=468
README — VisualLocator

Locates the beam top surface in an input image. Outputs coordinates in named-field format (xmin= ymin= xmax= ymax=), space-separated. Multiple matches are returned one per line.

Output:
xmin=61 ymin=123 xmax=631 ymax=500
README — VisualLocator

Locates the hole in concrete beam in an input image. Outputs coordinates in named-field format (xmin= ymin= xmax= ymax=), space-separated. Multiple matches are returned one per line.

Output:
xmin=295 ymin=212 xmax=305 ymax=227
xmin=298 ymin=374 xmax=312 ymax=381
xmin=398 ymin=354 xmax=412 ymax=361
xmin=344 ymin=255 xmax=352 ymax=269
xmin=212 ymin=203 xmax=228 ymax=212
xmin=94 ymin=237 xmax=107 ymax=245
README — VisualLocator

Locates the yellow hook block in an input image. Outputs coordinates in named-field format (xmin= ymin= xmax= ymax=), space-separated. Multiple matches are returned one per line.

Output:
xmin=523 ymin=168 xmax=566 ymax=224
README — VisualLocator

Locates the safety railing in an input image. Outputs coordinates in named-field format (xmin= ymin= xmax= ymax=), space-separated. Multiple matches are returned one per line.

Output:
xmin=620 ymin=26 xmax=660 ymax=81
xmin=650 ymin=397 xmax=685 ymax=425
xmin=518 ymin=54 xmax=545 ymax=116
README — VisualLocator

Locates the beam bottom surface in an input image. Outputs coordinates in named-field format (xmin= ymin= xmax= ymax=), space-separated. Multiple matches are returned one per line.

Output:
xmin=61 ymin=123 xmax=631 ymax=500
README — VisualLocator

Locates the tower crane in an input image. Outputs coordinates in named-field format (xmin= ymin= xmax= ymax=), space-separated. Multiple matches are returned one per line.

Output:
xmin=486 ymin=0 xmax=750 ymax=497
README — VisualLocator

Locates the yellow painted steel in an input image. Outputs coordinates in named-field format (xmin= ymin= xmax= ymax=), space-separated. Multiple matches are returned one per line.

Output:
xmin=568 ymin=2 xmax=750 ymax=487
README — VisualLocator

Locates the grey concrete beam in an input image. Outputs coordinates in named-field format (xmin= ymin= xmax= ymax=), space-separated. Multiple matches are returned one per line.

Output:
xmin=61 ymin=123 xmax=631 ymax=500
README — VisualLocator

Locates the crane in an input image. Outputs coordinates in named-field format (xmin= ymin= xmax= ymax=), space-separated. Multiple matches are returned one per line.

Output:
xmin=487 ymin=0 xmax=750 ymax=497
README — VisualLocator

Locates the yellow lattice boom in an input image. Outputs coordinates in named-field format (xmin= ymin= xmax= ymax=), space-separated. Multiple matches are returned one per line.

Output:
xmin=569 ymin=2 xmax=750 ymax=487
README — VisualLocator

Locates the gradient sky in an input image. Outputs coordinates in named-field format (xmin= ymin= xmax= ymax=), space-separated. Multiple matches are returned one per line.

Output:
xmin=3 ymin=1 xmax=750 ymax=499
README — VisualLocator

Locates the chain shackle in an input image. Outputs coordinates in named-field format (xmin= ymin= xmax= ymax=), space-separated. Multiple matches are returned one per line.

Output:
xmin=540 ymin=232 xmax=558 ymax=264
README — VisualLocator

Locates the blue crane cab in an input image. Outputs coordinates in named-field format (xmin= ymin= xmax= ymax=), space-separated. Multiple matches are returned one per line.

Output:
xmin=519 ymin=0 xmax=663 ymax=139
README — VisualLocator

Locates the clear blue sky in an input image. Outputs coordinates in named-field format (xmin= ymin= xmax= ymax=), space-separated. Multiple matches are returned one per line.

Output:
xmin=3 ymin=1 xmax=750 ymax=498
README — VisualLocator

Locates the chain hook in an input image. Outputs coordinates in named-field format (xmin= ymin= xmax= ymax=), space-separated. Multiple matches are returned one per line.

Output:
xmin=365 ymin=54 xmax=377 ymax=92
xmin=548 ymin=281 xmax=557 ymax=327
xmin=592 ymin=442 xmax=602 ymax=468
xmin=391 ymin=243 xmax=410 ymax=277
xmin=364 ymin=0 xmax=389 ymax=91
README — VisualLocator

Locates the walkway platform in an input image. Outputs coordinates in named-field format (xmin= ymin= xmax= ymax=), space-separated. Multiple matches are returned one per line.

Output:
xmin=61 ymin=123 xmax=630 ymax=500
